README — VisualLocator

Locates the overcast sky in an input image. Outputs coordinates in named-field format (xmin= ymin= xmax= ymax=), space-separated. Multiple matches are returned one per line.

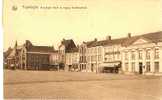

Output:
xmin=3 ymin=0 xmax=162 ymax=51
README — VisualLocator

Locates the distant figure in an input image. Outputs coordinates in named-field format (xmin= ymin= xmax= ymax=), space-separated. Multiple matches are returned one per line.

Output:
xmin=143 ymin=65 xmax=145 ymax=73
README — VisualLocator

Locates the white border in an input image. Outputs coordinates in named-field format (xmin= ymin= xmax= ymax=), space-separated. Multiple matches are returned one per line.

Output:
xmin=0 ymin=0 xmax=4 ymax=99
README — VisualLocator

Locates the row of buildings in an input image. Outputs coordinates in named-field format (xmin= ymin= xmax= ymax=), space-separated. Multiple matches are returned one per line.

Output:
xmin=4 ymin=31 xmax=162 ymax=75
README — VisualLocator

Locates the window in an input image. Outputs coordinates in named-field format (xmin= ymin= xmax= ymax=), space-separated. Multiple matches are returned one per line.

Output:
xmin=83 ymin=56 xmax=86 ymax=62
xmin=146 ymin=49 xmax=151 ymax=60
xmin=131 ymin=62 xmax=135 ymax=72
xmin=154 ymin=62 xmax=159 ymax=72
xmin=91 ymin=56 xmax=94 ymax=62
xmin=154 ymin=48 xmax=159 ymax=59
xmin=146 ymin=62 xmax=150 ymax=72
xmin=104 ymin=57 xmax=107 ymax=61
xmin=80 ymin=56 xmax=82 ymax=62
xmin=131 ymin=51 xmax=135 ymax=60
xmin=94 ymin=55 xmax=97 ymax=61
xmin=108 ymin=55 xmax=112 ymax=61
xmin=98 ymin=55 xmax=102 ymax=61
xmin=125 ymin=63 xmax=129 ymax=71
xmin=139 ymin=50 xmax=143 ymax=59
xmin=125 ymin=52 xmax=128 ymax=60
xmin=117 ymin=53 xmax=120 ymax=60
xmin=87 ymin=56 xmax=90 ymax=62
xmin=98 ymin=47 xmax=102 ymax=54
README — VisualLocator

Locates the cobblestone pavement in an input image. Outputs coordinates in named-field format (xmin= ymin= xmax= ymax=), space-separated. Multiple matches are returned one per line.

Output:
xmin=4 ymin=70 xmax=162 ymax=100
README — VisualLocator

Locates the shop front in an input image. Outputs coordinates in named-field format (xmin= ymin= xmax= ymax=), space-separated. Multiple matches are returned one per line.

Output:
xmin=99 ymin=61 xmax=121 ymax=73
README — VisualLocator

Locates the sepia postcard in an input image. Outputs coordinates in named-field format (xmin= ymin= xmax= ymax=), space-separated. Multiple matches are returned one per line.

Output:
xmin=3 ymin=0 xmax=162 ymax=99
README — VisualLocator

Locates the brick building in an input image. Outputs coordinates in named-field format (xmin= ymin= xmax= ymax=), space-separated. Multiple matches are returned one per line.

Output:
xmin=20 ymin=40 xmax=55 ymax=70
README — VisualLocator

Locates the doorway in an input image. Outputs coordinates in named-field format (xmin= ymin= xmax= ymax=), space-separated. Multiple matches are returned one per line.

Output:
xmin=91 ymin=64 xmax=94 ymax=72
xmin=139 ymin=62 xmax=143 ymax=74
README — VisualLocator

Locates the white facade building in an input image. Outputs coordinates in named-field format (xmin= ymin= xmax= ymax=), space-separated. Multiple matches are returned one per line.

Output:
xmin=66 ymin=52 xmax=79 ymax=71
xmin=86 ymin=46 xmax=103 ymax=72
xmin=58 ymin=39 xmax=79 ymax=71
xmin=84 ymin=31 xmax=162 ymax=75
xmin=121 ymin=32 xmax=162 ymax=75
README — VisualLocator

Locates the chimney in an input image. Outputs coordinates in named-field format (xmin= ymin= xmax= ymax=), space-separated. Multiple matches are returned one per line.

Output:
xmin=128 ymin=33 xmax=131 ymax=38
xmin=62 ymin=38 xmax=65 ymax=41
xmin=94 ymin=38 xmax=97 ymax=41
xmin=106 ymin=35 xmax=111 ymax=40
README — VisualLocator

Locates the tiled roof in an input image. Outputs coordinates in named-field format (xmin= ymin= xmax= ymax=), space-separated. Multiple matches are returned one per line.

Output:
xmin=61 ymin=39 xmax=78 ymax=53
xmin=66 ymin=47 xmax=78 ymax=53
xmin=84 ymin=40 xmax=97 ymax=47
xmin=121 ymin=36 xmax=139 ymax=46
xmin=85 ymin=37 xmax=126 ymax=47
xmin=122 ymin=31 xmax=162 ymax=46
xmin=86 ymin=31 xmax=162 ymax=47
xmin=27 ymin=46 xmax=55 ymax=53
xmin=142 ymin=31 xmax=162 ymax=43
xmin=4 ymin=47 xmax=13 ymax=58
xmin=5 ymin=45 xmax=23 ymax=59
xmin=24 ymin=40 xmax=55 ymax=53
xmin=7 ymin=49 xmax=16 ymax=58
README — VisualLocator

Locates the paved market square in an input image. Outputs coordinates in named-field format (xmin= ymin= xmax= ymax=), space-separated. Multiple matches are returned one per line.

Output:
xmin=4 ymin=70 xmax=162 ymax=100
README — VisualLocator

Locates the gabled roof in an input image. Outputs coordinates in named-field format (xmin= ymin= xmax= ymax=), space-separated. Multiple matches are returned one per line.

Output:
xmin=122 ymin=31 xmax=162 ymax=46
xmin=6 ymin=44 xmax=23 ymax=59
xmin=4 ymin=47 xmax=13 ymax=59
xmin=7 ymin=49 xmax=16 ymax=59
xmin=142 ymin=31 xmax=162 ymax=43
xmin=60 ymin=39 xmax=78 ymax=53
xmin=122 ymin=36 xmax=139 ymax=46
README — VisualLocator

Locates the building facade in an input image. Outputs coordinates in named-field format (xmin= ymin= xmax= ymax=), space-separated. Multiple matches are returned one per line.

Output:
xmin=102 ymin=42 xmax=122 ymax=73
xmin=21 ymin=40 xmax=55 ymax=70
xmin=66 ymin=52 xmax=79 ymax=71
xmin=82 ymin=31 xmax=162 ymax=75
xmin=5 ymin=31 xmax=162 ymax=75
xmin=79 ymin=42 xmax=87 ymax=72
xmin=6 ymin=41 xmax=23 ymax=69
xmin=50 ymin=50 xmax=59 ymax=65
xmin=121 ymin=32 xmax=162 ymax=75
xmin=6 ymin=40 xmax=56 ymax=70
xmin=58 ymin=39 xmax=79 ymax=71
xmin=85 ymin=37 xmax=123 ymax=73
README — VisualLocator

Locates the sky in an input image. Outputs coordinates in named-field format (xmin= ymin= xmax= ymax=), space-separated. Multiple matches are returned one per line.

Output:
xmin=3 ymin=0 xmax=162 ymax=51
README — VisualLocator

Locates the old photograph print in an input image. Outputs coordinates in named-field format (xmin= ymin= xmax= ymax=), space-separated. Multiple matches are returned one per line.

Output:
xmin=3 ymin=0 xmax=162 ymax=99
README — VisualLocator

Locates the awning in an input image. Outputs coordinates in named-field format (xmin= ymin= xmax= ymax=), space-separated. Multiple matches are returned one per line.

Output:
xmin=99 ymin=62 xmax=120 ymax=68
xmin=50 ymin=63 xmax=59 ymax=66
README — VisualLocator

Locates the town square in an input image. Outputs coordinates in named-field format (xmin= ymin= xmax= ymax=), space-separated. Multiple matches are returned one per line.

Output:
xmin=3 ymin=31 xmax=162 ymax=99
xmin=3 ymin=0 xmax=162 ymax=99
xmin=4 ymin=70 xmax=162 ymax=100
